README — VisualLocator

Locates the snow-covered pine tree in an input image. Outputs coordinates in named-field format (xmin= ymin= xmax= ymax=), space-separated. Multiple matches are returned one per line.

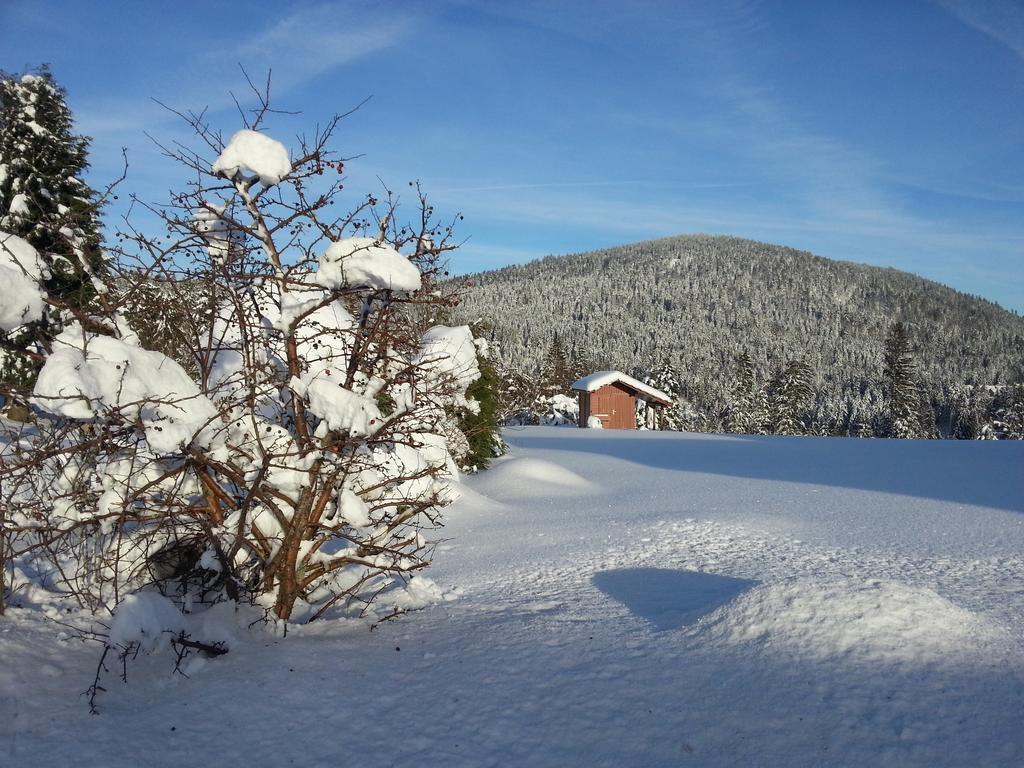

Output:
xmin=1002 ymin=385 xmax=1024 ymax=440
xmin=882 ymin=321 xmax=924 ymax=439
xmin=945 ymin=382 xmax=984 ymax=439
xmin=837 ymin=383 xmax=876 ymax=437
xmin=567 ymin=342 xmax=597 ymax=384
xmin=631 ymin=364 xmax=651 ymax=429
xmin=501 ymin=333 xmax=578 ymax=426
xmin=727 ymin=352 xmax=761 ymax=434
xmin=0 ymin=66 xmax=103 ymax=398
xmin=538 ymin=332 xmax=572 ymax=396
xmin=987 ymin=383 xmax=1024 ymax=440
xmin=638 ymin=360 xmax=700 ymax=431
xmin=767 ymin=358 xmax=815 ymax=436
xmin=916 ymin=387 xmax=937 ymax=439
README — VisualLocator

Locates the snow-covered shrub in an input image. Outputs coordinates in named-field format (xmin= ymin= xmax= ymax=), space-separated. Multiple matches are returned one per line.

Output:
xmin=498 ymin=370 xmax=580 ymax=428
xmin=1 ymin=91 xmax=476 ymax=626
xmin=499 ymin=366 xmax=542 ymax=426
xmin=496 ymin=340 xmax=595 ymax=428
xmin=539 ymin=393 xmax=579 ymax=426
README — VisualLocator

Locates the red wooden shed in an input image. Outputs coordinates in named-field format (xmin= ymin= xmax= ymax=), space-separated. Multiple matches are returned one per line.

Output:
xmin=571 ymin=370 xmax=673 ymax=429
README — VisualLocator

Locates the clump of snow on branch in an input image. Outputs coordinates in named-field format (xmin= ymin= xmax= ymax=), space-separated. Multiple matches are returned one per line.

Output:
xmin=32 ymin=325 xmax=222 ymax=455
xmin=194 ymin=202 xmax=237 ymax=263
xmin=317 ymin=237 xmax=422 ymax=293
xmin=8 ymin=193 xmax=30 ymax=218
xmin=412 ymin=325 xmax=484 ymax=473
xmin=0 ymin=230 xmax=47 ymax=330
xmin=212 ymin=129 xmax=291 ymax=186
xmin=296 ymin=377 xmax=384 ymax=437
xmin=417 ymin=325 xmax=481 ymax=410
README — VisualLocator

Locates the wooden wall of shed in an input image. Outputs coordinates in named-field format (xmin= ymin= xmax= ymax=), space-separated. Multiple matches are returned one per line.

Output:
xmin=588 ymin=383 xmax=637 ymax=429
xmin=577 ymin=391 xmax=591 ymax=427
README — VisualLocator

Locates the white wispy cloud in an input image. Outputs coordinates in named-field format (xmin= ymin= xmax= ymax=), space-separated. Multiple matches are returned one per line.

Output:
xmin=76 ymin=1 xmax=417 ymax=141
xmin=641 ymin=1 xmax=1024 ymax=277
xmin=431 ymin=180 xmax=748 ymax=194
xmin=230 ymin=3 xmax=415 ymax=94
xmin=936 ymin=0 xmax=1024 ymax=61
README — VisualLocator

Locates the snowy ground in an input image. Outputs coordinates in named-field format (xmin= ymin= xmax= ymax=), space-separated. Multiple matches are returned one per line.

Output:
xmin=3 ymin=427 xmax=1024 ymax=767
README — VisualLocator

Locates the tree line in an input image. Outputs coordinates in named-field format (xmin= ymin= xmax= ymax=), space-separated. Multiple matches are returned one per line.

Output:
xmin=456 ymin=236 xmax=1024 ymax=439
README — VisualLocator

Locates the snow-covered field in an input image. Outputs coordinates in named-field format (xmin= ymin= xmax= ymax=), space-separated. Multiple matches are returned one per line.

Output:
xmin=3 ymin=427 xmax=1023 ymax=767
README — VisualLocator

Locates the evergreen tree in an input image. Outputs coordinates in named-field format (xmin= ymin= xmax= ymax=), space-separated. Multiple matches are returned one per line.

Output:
xmin=457 ymin=333 xmax=506 ymax=468
xmin=538 ymin=332 xmax=572 ymax=396
xmin=643 ymin=360 xmax=700 ymax=431
xmin=988 ymin=383 xmax=1024 ymax=440
xmin=767 ymin=358 xmax=814 ymax=435
xmin=0 ymin=65 xmax=103 ymax=397
xmin=916 ymin=388 xmax=937 ymax=439
xmin=882 ymin=322 xmax=923 ymax=438
xmin=567 ymin=341 xmax=598 ymax=384
xmin=727 ymin=352 xmax=762 ymax=434
xmin=946 ymin=383 xmax=985 ymax=439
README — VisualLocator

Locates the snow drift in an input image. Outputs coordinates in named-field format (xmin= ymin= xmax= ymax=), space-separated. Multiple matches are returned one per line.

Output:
xmin=696 ymin=578 xmax=1007 ymax=662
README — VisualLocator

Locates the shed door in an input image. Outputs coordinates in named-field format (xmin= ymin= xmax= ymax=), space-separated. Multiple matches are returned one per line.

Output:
xmin=590 ymin=383 xmax=636 ymax=429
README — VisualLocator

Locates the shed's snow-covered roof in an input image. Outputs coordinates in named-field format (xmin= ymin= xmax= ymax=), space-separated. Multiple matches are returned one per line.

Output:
xmin=571 ymin=370 xmax=673 ymax=406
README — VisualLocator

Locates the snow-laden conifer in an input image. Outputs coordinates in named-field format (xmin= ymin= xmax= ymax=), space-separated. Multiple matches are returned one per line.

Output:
xmin=882 ymin=322 xmax=924 ymax=439
xmin=0 ymin=66 xmax=103 ymax=397
xmin=768 ymin=358 xmax=815 ymax=436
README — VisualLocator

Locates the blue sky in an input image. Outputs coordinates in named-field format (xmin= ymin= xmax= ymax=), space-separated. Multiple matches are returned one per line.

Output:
xmin=3 ymin=0 xmax=1023 ymax=311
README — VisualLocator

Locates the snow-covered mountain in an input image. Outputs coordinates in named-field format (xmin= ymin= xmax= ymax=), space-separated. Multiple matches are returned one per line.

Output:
xmin=456 ymin=235 xmax=1024 ymax=431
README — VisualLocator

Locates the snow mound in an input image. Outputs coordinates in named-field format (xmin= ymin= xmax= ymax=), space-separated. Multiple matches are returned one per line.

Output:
xmin=697 ymin=578 xmax=1004 ymax=662
xmin=109 ymin=594 xmax=246 ymax=655
xmin=212 ymin=129 xmax=291 ymax=186
xmin=476 ymin=457 xmax=597 ymax=497
xmin=109 ymin=593 xmax=187 ymax=652
xmin=379 ymin=576 xmax=454 ymax=612
xmin=316 ymin=237 xmax=421 ymax=293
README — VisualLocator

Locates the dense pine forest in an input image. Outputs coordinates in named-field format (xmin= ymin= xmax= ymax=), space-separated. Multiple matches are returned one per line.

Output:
xmin=456 ymin=235 xmax=1024 ymax=438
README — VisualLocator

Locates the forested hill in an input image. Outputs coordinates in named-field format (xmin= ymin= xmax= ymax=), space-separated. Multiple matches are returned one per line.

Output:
xmin=455 ymin=234 xmax=1024 ymax=434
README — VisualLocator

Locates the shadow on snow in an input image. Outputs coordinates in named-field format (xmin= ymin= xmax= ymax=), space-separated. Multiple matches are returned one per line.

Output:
xmin=593 ymin=568 xmax=758 ymax=632
xmin=505 ymin=429 xmax=1024 ymax=513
